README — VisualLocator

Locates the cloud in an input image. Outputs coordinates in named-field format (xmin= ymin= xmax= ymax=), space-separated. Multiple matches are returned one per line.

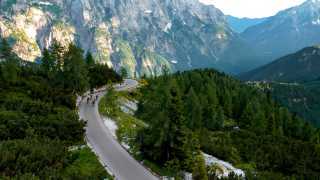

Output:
xmin=199 ymin=0 xmax=306 ymax=18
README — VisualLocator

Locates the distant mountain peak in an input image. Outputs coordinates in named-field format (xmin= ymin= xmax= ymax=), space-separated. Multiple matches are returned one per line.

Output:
xmin=242 ymin=0 xmax=320 ymax=65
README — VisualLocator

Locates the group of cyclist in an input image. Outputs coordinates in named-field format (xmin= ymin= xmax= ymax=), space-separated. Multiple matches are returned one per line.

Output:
xmin=86 ymin=94 xmax=99 ymax=106
xmin=77 ymin=88 xmax=101 ymax=107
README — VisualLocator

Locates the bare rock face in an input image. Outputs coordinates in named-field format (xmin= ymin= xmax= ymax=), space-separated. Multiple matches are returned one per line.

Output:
xmin=0 ymin=0 xmax=247 ymax=76
xmin=0 ymin=7 xmax=47 ymax=60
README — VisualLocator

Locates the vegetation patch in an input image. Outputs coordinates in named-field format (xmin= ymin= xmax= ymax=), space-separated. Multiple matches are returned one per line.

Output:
xmin=99 ymin=90 xmax=144 ymax=151
xmin=98 ymin=87 xmax=176 ymax=177
xmin=136 ymin=69 xmax=320 ymax=179
xmin=249 ymin=81 xmax=320 ymax=127
xmin=113 ymin=39 xmax=137 ymax=78
xmin=0 ymin=39 xmax=120 ymax=178
xmin=64 ymin=147 xmax=113 ymax=179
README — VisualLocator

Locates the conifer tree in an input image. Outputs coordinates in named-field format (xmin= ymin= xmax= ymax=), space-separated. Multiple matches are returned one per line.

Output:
xmin=50 ymin=40 xmax=64 ymax=71
xmin=41 ymin=48 xmax=55 ymax=73
xmin=167 ymin=79 xmax=188 ymax=162
xmin=252 ymin=109 xmax=266 ymax=134
xmin=203 ymin=83 xmax=224 ymax=130
xmin=0 ymin=39 xmax=19 ymax=84
xmin=63 ymin=44 xmax=89 ymax=93
xmin=216 ymin=107 xmax=225 ymax=129
xmin=85 ymin=52 xmax=95 ymax=67
xmin=240 ymin=101 xmax=255 ymax=128
xmin=186 ymin=87 xmax=202 ymax=129
xmin=206 ymin=83 xmax=218 ymax=108
xmin=0 ymin=38 xmax=12 ymax=59
xmin=192 ymin=153 xmax=208 ymax=180
xmin=223 ymin=91 xmax=233 ymax=117
xmin=120 ymin=67 xmax=128 ymax=79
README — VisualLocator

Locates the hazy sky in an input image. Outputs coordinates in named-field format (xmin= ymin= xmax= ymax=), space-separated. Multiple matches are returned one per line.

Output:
xmin=199 ymin=0 xmax=307 ymax=18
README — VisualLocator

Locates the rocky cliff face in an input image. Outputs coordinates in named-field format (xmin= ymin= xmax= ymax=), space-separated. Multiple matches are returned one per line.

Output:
xmin=0 ymin=0 xmax=246 ymax=76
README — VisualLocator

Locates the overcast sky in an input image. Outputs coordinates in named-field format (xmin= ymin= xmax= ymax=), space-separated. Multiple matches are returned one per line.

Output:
xmin=199 ymin=0 xmax=307 ymax=18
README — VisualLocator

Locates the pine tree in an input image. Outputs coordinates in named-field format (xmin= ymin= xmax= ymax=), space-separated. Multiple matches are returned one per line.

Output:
xmin=0 ymin=39 xmax=19 ymax=84
xmin=279 ymin=108 xmax=292 ymax=136
xmin=50 ymin=40 xmax=64 ymax=71
xmin=63 ymin=44 xmax=89 ymax=93
xmin=252 ymin=109 xmax=266 ymax=134
xmin=139 ymin=79 xmax=199 ymax=168
xmin=41 ymin=48 xmax=55 ymax=73
xmin=268 ymin=111 xmax=279 ymax=136
xmin=186 ymin=87 xmax=202 ymax=130
xmin=240 ymin=101 xmax=255 ymax=128
xmin=138 ymin=83 xmax=173 ymax=163
xmin=167 ymin=79 xmax=188 ymax=162
xmin=192 ymin=153 xmax=208 ymax=180
xmin=206 ymin=83 xmax=218 ymax=108
xmin=120 ymin=67 xmax=128 ymax=79
xmin=216 ymin=107 xmax=225 ymax=129
xmin=223 ymin=91 xmax=233 ymax=118
xmin=203 ymin=106 xmax=216 ymax=131
xmin=0 ymin=38 xmax=12 ymax=59
xmin=85 ymin=52 xmax=95 ymax=67
xmin=182 ymin=132 xmax=201 ymax=169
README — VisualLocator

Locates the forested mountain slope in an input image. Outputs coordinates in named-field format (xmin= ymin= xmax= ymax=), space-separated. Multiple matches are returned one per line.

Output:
xmin=239 ymin=46 xmax=320 ymax=83
xmin=239 ymin=45 xmax=320 ymax=129
xmin=0 ymin=39 xmax=120 ymax=178
xmin=136 ymin=69 xmax=320 ymax=179
xmin=270 ymin=81 xmax=320 ymax=127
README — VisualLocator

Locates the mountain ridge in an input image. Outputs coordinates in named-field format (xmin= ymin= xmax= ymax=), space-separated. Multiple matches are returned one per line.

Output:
xmin=0 ymin=0 xmax=257 ymax=76
xmin=226 ymin=15 xmax=267 ymax=33
xmin=242 ymin=0 xmax=320 ymax=64
xmin=239 ymin=46 xmax=320 ymax=82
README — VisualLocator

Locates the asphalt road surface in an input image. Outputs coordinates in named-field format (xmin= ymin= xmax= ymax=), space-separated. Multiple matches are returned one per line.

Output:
xmin=79 ymin=79 xmax=158 ymax=180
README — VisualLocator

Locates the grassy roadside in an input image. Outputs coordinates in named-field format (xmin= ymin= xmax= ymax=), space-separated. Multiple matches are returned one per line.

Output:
xmin=64 ymin=147 xmax=114 ymax=179
xmin=99 ymin=93 xmax=144 ymax=154
xmin=98 ymin=89 xmax=175 ymax=177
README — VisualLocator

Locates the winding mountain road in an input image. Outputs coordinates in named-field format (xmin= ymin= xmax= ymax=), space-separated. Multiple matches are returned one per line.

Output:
xmin=79 ymin=79 xmax=158 ymax=180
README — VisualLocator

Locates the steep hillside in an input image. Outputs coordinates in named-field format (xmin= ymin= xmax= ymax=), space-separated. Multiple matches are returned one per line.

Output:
xmin=239 ymin=45 xmax=320 ymax=127
xmin=242 ymin=0 xmax=320 ymax=63
xmin=0 ymin=0 xmax=256 ymax=76
xmin=0 ymin=40 xmax=120 ymax=179
xmin=136 ymin=69 xmax=320 ymax=179
xmin=239 ymin=46 xmax=320 ymax=82
xmin=271 ymin=81 xmax=320 ymax=127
